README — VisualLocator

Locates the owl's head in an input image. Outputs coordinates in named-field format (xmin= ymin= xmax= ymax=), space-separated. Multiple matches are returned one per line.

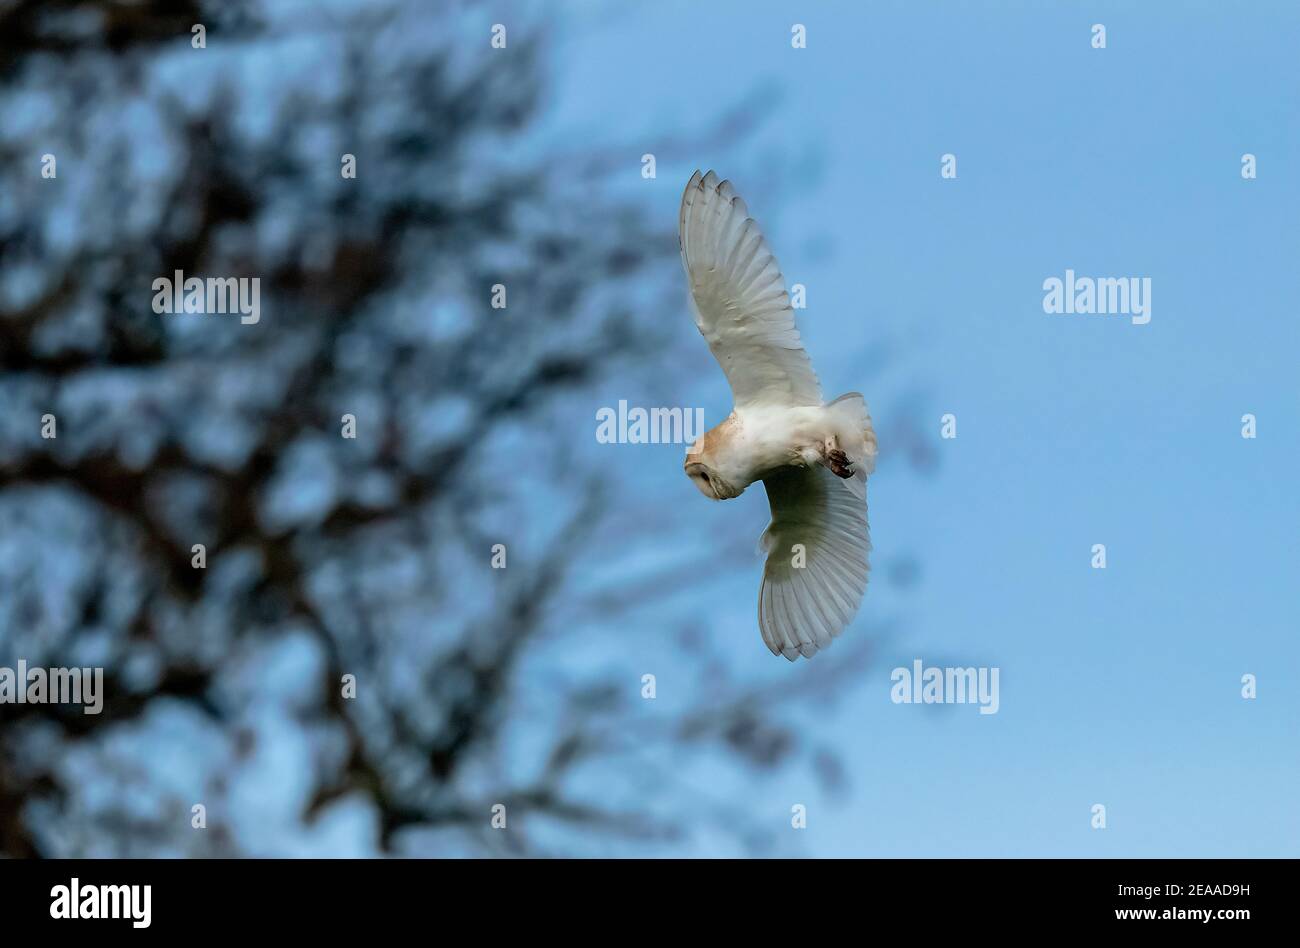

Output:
xmin=684 ymin=437 xmax=738 ymax=500
xmin=684 ymin=460 xmax=721 ymax=500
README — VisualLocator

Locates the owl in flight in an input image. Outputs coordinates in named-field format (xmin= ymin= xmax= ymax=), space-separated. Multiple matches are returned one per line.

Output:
xmin=680 ymin=170 xmax=877 ymax=661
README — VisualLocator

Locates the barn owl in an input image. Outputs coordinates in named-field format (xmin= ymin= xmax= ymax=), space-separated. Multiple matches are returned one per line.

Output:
xmin=680 ymin=170 xmax=876 ymax=661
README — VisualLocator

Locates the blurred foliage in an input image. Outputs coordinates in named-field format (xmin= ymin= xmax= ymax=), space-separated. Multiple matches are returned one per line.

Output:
xmin=0 ymin=1 xmax=893 ymax=857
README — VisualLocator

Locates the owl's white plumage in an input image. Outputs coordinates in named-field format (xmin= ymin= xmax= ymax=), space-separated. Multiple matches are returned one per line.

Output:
xmin=679 ymin=170 xmax=876 ymax=661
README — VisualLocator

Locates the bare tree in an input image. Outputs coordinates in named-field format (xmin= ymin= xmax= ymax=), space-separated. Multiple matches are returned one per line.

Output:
xmin=0 ymin=0 xmax=924 ymax=857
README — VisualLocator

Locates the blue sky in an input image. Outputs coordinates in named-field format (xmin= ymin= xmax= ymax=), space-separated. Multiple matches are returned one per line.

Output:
xmin=3 ymin=0 xmax=1292 ymax=859
xmin=545 ymin=1 xmax=1300 ymax=855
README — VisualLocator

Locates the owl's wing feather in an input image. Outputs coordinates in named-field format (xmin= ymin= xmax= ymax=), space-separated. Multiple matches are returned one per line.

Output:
xmin=758 ymin=464 xmax=870 ymax=660
xmin=679 ymin=170 xmax=823 ymax=409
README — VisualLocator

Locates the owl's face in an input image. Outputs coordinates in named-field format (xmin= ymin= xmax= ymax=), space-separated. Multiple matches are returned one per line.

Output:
xmin=685 ymin=437 xmax=741 ymax=500
xmin=684 ymin=435 xmax=720 ymax=499
xmin=685 ymin=460 xmax=721 ymax=500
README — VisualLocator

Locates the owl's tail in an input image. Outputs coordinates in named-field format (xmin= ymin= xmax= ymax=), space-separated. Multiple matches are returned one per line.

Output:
xmin=825 ymin=392 xmax=877 ymax=477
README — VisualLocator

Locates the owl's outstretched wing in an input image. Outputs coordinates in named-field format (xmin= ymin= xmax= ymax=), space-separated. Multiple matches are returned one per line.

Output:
xmin=678 ymin=170 xmax=823 ymax=409
xmin=757 ymin=464 xmax=870 ymax=661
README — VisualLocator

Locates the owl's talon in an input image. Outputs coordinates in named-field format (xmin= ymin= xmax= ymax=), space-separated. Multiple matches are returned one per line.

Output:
xmin=826 ymin=448 xmax=854 ymax=478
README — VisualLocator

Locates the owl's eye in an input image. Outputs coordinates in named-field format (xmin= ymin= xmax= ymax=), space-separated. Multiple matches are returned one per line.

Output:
xmin=686 ymin=465 xmax=717 ymax=498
